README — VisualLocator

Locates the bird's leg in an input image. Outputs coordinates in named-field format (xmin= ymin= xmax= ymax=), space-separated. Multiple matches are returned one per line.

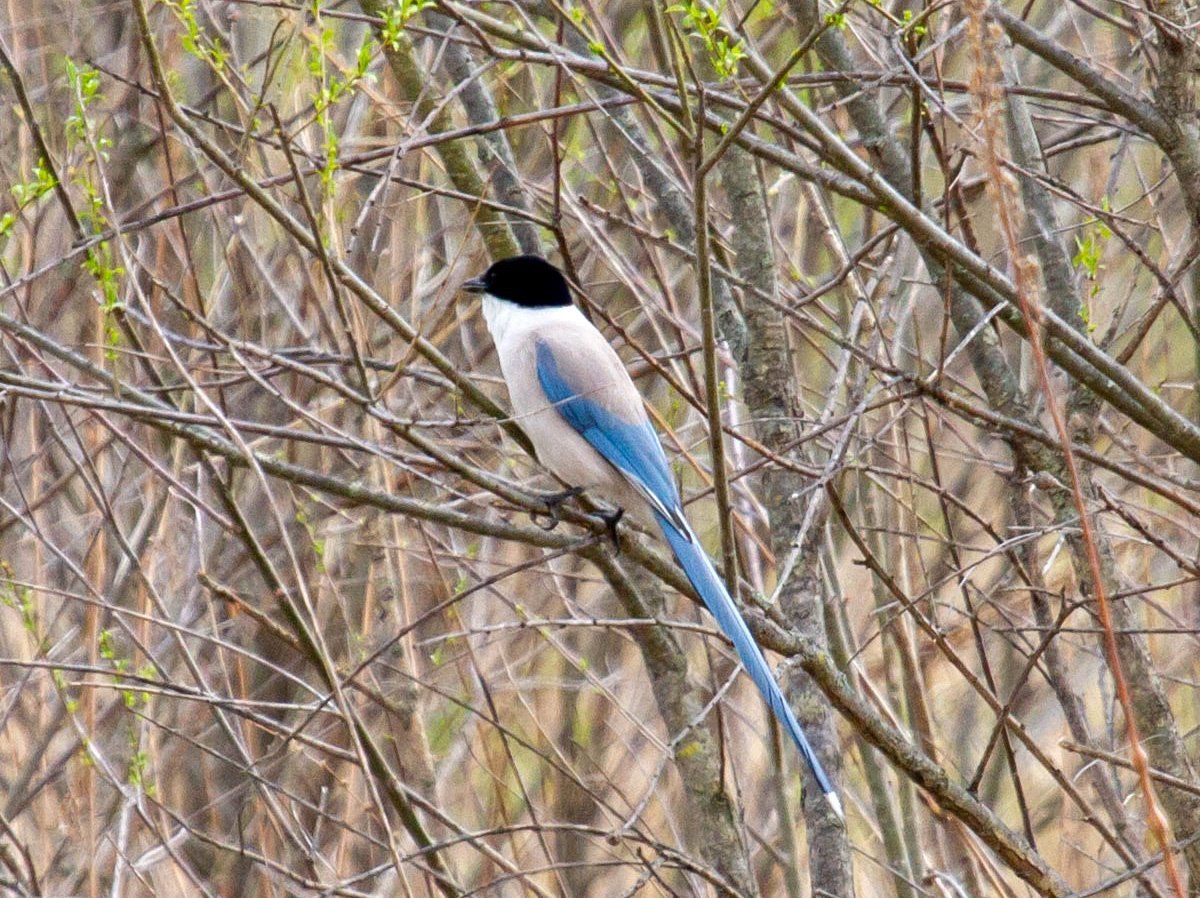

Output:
xmin=531 ymin=486 xmax=585 ymax=531
xmin=595 ymin=506 xmax=624 ymax=550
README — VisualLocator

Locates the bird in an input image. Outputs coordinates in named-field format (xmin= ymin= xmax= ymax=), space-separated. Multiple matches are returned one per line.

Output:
xmin=463 ymin=254 xmax=843 ymax=820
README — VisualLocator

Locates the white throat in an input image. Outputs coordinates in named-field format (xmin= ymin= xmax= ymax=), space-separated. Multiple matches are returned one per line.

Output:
xmin=480 ymin=293 xmax=516 ymax=343
xmin=481 ymin=294 xmax=583 ymax=347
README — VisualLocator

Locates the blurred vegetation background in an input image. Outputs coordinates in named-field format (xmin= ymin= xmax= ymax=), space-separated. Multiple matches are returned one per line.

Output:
xmin=1 ymin=1 xmax=1198 ymax=896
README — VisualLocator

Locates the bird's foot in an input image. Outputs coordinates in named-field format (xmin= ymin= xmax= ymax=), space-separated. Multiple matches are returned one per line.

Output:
xmin=595 ymin=506 xmax=624 ymax=550
xmin=531 ymin=486 xmax=585 ymax=531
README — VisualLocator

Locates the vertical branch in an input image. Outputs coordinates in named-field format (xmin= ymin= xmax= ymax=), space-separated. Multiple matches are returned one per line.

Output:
xmin=357 ymin=0 xmax=523 ymax=262
xmin=716 ymin=92 xmax=855 ymax=898
xmin=966 ymin=7 xmax=1186 ymax=897
xmin=588 ymin=548 xmax=758 ymax=898
xmin=427 ymin=12 xmax=543 ymax=256
xmin=693 ymin=86 xmax=738 ymax=589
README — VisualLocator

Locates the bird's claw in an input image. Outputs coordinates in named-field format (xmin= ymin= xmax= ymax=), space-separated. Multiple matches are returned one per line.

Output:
xmin=531 ymin=486 xmax=585 ymax=531
xmin=529 ymin=488 xmax=622 ymax=549
xmin=597 ymin=507 xmax=624 ymax=550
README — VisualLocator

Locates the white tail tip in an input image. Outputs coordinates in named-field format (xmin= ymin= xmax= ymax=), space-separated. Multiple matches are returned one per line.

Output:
xmin=826 ymin=791 xmax=845 ymax=823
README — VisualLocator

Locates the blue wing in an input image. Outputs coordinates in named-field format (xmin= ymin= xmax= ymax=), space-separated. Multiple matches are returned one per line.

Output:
xmin=535 ymin=337 xmax=842 ymax=816
xmin=535 ymin=340 xmax=686 ymax=530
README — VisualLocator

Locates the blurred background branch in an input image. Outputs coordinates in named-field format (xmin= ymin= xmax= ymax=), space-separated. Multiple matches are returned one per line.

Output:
xmin=0 ymin=1 xmax=1198 ymax=897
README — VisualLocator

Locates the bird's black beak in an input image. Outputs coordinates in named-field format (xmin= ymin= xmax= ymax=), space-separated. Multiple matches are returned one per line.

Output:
xmin=461 ymin=276 xmax=487 ymax=294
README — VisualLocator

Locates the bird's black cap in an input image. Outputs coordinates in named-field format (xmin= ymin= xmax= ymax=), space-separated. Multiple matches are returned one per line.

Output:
xmin=462 ymin=255 xmax=572 ymax=308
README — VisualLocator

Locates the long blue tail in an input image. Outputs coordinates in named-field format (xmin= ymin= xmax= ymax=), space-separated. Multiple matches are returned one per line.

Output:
xmin=654 ymin=511 xmax=843 ymax=819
